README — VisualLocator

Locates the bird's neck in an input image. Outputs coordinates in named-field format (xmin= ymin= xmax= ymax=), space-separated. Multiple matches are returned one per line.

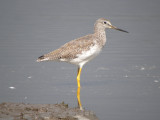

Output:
xmin=94 ymin=27 xmax=107 ymax=46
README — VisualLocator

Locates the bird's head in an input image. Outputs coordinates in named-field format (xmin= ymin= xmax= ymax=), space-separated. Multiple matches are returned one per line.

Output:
xmin=95 ymin=18 xmax=128 ymax=33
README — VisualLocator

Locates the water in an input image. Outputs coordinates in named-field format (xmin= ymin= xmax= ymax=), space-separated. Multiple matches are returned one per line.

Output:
xmin=0 ymin=0 xmax=160 ymax=120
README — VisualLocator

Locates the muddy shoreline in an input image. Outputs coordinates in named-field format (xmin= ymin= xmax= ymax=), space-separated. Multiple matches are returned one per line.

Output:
xmin=0 ymin=102 xmax=98 ymax=120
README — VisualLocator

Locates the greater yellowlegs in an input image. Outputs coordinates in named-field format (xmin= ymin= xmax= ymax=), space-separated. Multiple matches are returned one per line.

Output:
xmin=37 ymin=18 xmax=128 ymax=110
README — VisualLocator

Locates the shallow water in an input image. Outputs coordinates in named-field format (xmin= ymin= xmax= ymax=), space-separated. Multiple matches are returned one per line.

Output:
xmin=0 ymin=0 xmax=160 ymax=120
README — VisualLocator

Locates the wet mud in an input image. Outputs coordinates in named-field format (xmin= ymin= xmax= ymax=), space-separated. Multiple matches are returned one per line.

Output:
xmin=0 ymin=102 xmax=98 ymax=120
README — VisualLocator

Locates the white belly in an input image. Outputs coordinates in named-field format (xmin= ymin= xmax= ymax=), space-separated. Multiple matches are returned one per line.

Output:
xmin=70 ymin=45 xmax=101 ymax=67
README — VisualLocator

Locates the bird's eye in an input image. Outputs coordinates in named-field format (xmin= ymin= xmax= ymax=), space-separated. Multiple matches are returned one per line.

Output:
xmin=104 ymin=21 xmax=107 ymax=24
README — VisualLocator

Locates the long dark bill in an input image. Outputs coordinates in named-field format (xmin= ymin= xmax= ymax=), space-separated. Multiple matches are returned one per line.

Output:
xmin=111 ymin=25 xmax=129 ymax=33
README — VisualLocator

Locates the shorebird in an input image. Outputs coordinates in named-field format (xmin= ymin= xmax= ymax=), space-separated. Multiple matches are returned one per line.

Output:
xmin=37 ymin=18 xmax=128 ymax=110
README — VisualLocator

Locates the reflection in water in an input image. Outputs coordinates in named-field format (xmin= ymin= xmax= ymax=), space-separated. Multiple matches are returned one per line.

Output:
xmin=76 ymin=67 xmax=83 ymax=110
xmin=77 ymin=87 xmax=83 ymax=110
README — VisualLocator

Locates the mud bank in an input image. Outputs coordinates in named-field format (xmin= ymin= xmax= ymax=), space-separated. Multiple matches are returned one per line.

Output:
xmin=0 ymin=102 xmax=98 ymax=120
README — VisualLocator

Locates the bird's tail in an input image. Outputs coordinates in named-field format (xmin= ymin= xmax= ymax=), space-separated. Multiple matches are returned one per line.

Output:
xmin=36 ymin=55 xmax=49 ymax=62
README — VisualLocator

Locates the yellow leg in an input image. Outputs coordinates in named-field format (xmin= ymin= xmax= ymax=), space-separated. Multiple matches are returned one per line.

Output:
xmin=77 ymin=67 xmax=83 ymax=110
xmin=77 ymin=67 xmax=82 ymax=88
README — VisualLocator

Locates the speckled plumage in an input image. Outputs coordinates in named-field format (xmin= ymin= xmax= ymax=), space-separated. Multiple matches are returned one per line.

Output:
xmin=37 ymin=18 xmax=128 ymax=67
xmin=37 ymin=18 xmax=109 ymax=67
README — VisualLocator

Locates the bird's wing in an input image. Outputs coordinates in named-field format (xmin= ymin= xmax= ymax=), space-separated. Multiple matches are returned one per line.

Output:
xmin=43 ymin=34 xmax=96 ymax=61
